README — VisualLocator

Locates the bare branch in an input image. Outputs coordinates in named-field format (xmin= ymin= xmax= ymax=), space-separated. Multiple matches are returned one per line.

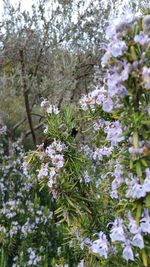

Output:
xmin=13 ymin=117 xmax=27 ymax=131
xmin=25 ymin=122 xmax=44 ymax=137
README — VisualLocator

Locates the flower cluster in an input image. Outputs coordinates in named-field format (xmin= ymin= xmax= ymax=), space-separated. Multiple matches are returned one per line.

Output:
xmin=25 ymin=8 xmax=150 ymax=267
xmin=79 ymin=8 xmax=150 ymax=266
xmin=41 ymin=98 xmax=60 ymax=114
xmin=36 ymin=140 xmax=67 ymax=197
xmin=80 ymin=87 xmax=114 ymax=113
xmin=126 ymin=169 xmax=150 ymax=200
xmin=0 ymin=140 xmax=67 ymax=266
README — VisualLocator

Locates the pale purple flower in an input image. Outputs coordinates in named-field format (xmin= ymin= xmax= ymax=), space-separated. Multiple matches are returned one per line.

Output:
xmin=102 ymin=98 xmax=114 ymax=112
xmin=110 ymin=218 xmax=126 ymax=242
xmin=51 ymin=140 xmax=66 ymax=152
xmin=143 ymin=168 xmax=150 ymax=192
xmin=107 ymin=73 xmax=124 ymax=98
xmin=38 ymin=163 xmax=48 ymax=180
xmin=80 ymin=95 xmax=88 ymax=110
xmin=52 ymin=154 xmax=64 ymax=169
xmin=101 ymin=146 xmax=113 ymax=156
xmin=127 ymin=212 xmax=139 ymax=234
xmin=101 ymin=52 xmax=111 ymax=66
xmin=134 ymin=32 xmax=149 ymax=46
xmin=93 ymin=146 xmax=113 ymax=161
xmin=111 ymin=176 xmax=123 ymax=191
xmin=132 ymin=61 xmax=139 ymax=69
xmin=84 ymin=171 xmax=91 ymax=183
xmin=121 ymin=63 xmax=131 ymax=81
xmin=80 ymin=88 xmax=107 ymax=111
xmin=46 ymin=146 xmax=55 ymax=158
xmin=142 ymin=67 xmax=150 ymax=89
xmin=77 ymin=259 xmax=84 ymax=267
xmin=104 ymin=121 xmax=124 ymax=146
xmin=110 ymin=190 xmax=119 ymax=199
xmin=106 ymin=24 xmax=116 ymax=40
xmin=126 ymin=177 xmax=146 ymax=199
xmin=111 ymin=164 xmax=124 ymax=192
xmin=114 ymin=164 xmax=123 ymax=177
xmin=142 ymin=15 xmax=150 ymax=33
xmin=96 ymin=91 xmax=106 ymax=105
xmin=140 ymin=209 xmax=150 ymax=234
xmin=93 ymin=118 xmax=105 ymax=131
xmin=132 ymin=232 xmax=144 ymax=249
xmin=123 ymin=243 xmax=134 ymax=261
xmin=122 ymin=9 xmax=135 ymax=24
xmin=108 ymin=39 xmax=127 ymax=58
xmin=91 ymin=232 xmax=109 ymax=259
xmin=22 ymin=161 xmax=28 ymax=176
xmin=106 ymin=9 xmax=134 ymax=40
xmin=128 ymin=147 xmax=143 ymax=154
xmin=49 ymin=167 xmax=56 ymax=179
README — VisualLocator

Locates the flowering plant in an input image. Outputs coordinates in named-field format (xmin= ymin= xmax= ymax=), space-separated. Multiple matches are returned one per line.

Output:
xmin=79 ymin=8 xmax=150 ymax=266
xmin=27 ymin=8 xmax=150 ymax=267
xmin=0 ymin=133 xmax=78 ymax=267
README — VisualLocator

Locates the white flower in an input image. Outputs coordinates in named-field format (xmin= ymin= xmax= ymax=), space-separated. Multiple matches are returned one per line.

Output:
xmin=47 ymin=179 xmax=54 ymax=188
xmin=43 ymin=125 xmax=48 ymax=134
xmin=53 ymin=105 xmax=60 ymax=114
xmin=47 ymin=105 xmax=53 ymax=114
xmin=41 ymin=99 xmax=49 ymax=108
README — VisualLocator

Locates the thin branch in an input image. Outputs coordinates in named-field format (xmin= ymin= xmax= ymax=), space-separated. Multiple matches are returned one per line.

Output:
xmin=13 ymin=117 xmax=27 ymax=131
xmin=30 ymin=113 xmax=45 ymax=119
xmin=25 ymin=122 xmax=44 ymax=137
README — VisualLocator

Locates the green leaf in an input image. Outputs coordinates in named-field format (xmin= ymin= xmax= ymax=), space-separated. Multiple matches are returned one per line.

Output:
xmin=133 ymin=131 xmax=138 ymax=149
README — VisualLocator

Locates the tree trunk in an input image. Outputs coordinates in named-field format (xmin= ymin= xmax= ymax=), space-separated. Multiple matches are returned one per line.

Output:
xmin=19 ymin=49 xmax=36 ymax=147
